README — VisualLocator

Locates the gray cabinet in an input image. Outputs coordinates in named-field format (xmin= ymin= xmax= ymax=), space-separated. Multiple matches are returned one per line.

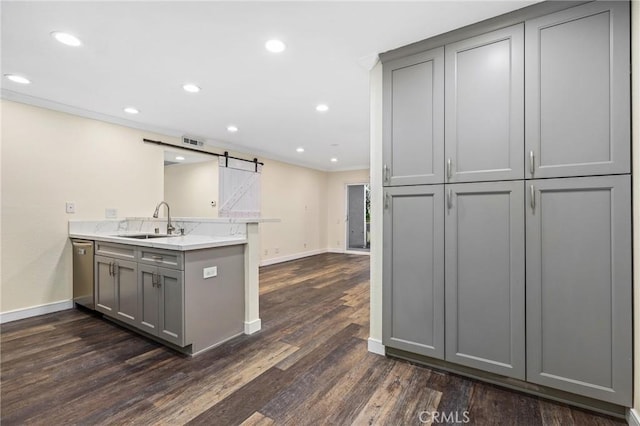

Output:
xmin=139 ymin=265 xmax=185 ymax=347
xmin=526 ymin=175 xmax=632 ymax=406
xmin=525 ymin=1 xmax=630 ymax=179
xmin=445 ymin=24 xmax=524 ymax=182
xmin=383 ymin=47 xmax=444 ymax=186
xmin=445 ymin=181 xmax=525 ymax=379
xmin=94 ymin=253 xmax=138 ymax=327
xmin=383 ymin=185 xmax=444 ymax=358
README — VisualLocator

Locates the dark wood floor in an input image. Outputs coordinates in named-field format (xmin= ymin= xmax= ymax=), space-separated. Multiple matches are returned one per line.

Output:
xmin=1 ymin=253 xmax=626 ymax=425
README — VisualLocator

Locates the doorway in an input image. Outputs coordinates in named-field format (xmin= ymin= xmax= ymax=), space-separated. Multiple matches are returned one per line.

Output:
xmin=346 ymin=184 xmax=370 ymax=252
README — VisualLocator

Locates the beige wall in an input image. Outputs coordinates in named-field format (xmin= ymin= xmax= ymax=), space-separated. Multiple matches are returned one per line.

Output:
xmin=260 ymin=159 xmax=328 ymax=263
xmin=164 ymin=160 xmax=219 ymax=217
xmin=1 ymin=100 xmax=167 ymax=312
xmin=632 ymin=0 xmax=639 ymax=417
xmin=326 ymin=169 xmax=370 ymax=251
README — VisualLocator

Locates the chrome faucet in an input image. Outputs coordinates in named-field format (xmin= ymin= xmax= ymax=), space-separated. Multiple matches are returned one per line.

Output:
xmin=153 ymin=201 xmax=175 ymax=235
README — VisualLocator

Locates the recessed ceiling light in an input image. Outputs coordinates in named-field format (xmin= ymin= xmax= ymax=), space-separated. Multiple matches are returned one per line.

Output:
xmin=265 ymin=39 xmax=286 ymax=53
xmin=123 ymin=107 xmax=139 ymax=114
xmin=296 ymin=147 xmax=305 ymax=153
xmin=183 ymin=83 xmax=200 ymax=93
xmin=330 ymin=158 xmax=338 ymax=163
xmin=4 ymin=74 xmax=30 ymax=84
xmin=51 ymin=31 xmax=82 ymax=47
xmin=316 ymin=104 xmax=329 ymax=112
xmin=227 ymin=125 xmax=238 ymax=133
xmin=175 ymin=156 xmax=185 ymax=161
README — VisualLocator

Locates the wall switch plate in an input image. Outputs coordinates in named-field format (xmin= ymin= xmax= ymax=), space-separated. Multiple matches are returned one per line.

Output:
xmin=65 ymin=202 xmax=76 ymax=214
xmin=203 ymin=266 xmax=217 ymax=279
xmin=105 ymin=208 xmax=117 ymax=218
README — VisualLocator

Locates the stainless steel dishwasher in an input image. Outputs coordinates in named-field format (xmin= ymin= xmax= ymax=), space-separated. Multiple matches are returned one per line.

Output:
xmin=72 ymin=239 xmax=95 ymax=309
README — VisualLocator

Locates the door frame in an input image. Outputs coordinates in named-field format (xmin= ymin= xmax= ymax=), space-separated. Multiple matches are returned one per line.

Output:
xmin=345 ymin=183 xmax=371 ymax=255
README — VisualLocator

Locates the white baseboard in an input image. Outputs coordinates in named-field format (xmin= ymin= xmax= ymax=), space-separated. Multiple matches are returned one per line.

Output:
xmin=0 ymin=300 xmax=74 ymax=324
xmin=327 ymin=248 xmax=344 ymax=254
xmin=328 ymin=248 xmax=370 ymax=256
xmin=260 ymin=249 xmax=328 ymax=266
xmin=628 ymin=408 xmax=640 ymax=426
xmin=367 ymin=337 xmax=385 ymax=356
xmin=244 ymin=318 xmax=262 ymax=334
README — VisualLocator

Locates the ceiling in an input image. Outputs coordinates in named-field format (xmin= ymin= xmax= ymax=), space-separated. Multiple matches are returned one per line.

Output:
xmin=1 ymin=1 xmax=538 ymax=171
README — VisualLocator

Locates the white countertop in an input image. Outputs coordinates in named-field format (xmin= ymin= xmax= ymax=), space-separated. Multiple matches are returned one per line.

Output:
xmin=69 ymin=232 xmax=247 ymax=251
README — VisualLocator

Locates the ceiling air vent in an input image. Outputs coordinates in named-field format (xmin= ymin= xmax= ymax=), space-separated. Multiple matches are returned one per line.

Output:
xmin=183 ymin=136 xmax=204 ymax=147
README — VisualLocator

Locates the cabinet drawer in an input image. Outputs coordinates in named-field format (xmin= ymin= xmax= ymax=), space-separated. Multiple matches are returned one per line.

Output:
xmin=95 ymin=242 xmax=136 ymax=260
xmin=139 ymin=248 xmax=184 ymax=270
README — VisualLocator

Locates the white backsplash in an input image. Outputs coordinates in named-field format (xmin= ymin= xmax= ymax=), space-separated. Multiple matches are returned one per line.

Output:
xmin=69 ymin=217 xmax=248 ymax=238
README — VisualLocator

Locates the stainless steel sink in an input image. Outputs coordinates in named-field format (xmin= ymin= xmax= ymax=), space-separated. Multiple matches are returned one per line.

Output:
xmin=113 ymin=234 xmax=176 ymax=239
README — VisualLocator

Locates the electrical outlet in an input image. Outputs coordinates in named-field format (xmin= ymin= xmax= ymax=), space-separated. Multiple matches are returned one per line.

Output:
xmin=105 ymin=208 xmax=117 ymax=218
xmin=203 ymin=266 xmax=217 ymax=279
xmin=65 ymin=202 xmax=76 ymax=214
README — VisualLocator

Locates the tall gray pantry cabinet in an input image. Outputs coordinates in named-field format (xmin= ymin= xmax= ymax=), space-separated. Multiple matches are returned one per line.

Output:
xmin=381 ymin=0 xmax=632 ymax=410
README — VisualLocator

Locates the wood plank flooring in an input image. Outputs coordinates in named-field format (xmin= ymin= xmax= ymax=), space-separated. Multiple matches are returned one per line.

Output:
xmin=1 ymin=253 xmax=626 ymax=425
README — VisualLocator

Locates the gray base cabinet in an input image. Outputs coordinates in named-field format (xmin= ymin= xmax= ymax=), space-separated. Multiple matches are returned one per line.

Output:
xmin=382 ymin=185 xmax=444 ymax=358
xmin=95 ymin=252 xmax=138 ymax=328
xmin=526 ymin=175 xmax=632 ymax=406
xmin=525 ymin=1 xmax=630 ymax=179
xmin=445 ymin=181 xmax=525 ymax=379
xmin=139 ymin=265 xmax=185 ymax=347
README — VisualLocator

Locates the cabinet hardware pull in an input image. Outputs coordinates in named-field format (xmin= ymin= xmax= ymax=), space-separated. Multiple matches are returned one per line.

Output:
xmin=152 ymin=272 xmax=158 ymax=287
xmin=383 ymin=164 xmax=389 ymax=183
xmin=529 ymin=151 xmax=535 ymax=176
xmin=530 ymin=185 xmax=536 ymax=211
xmin=113 ymin=262 xmax=119 ymax=277
xmin=108 ymin=262 xmax=113 ymax=277
xmin=152 ymin=255 xmax=163 ymax=261
xmin=384 ymin=193 xmax=390 ymax=210
xmin=447 ymin=189 xmax=453 ymax=209
xmin=447 ymin=158 xmax=452 ymax=180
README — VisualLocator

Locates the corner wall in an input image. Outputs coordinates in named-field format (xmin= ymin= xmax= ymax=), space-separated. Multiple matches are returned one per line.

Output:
xmin=1 ymin=100 xmax=166 ymax=313
xmin=631 ymin=0 xmax=639 ymax=420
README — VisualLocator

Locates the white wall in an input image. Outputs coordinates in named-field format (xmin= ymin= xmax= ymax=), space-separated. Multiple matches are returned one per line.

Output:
xmin=326 ymin=169 xmax=370 ymax=251
xmin=260 ymin=159 xmax=328 ymax=264
xmin=1 ymin=100 xmax=167 ymax=312
xmin=631 ymin=0 xmax=639 ymax=418
xmin=369 ymin=61 xmax=383 ymax=345
xmin=164 ymin=160 xmax=219 ymax=217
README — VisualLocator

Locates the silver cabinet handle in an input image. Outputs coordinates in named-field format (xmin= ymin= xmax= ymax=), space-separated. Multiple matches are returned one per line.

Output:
xmin=447 ymin=158 xmax=452 ymax=180
xmin=113 ymin=262 xmax=119 ymax=277
xmin=529 ymin=151 xmax=535 ymax=176
xmin=152 ymin=272 xmax=158 ymax=287
xmin=383 ymin=164 xmax=390 ymax=183
xmin=530 ymin=185 xmax=536 ymax=211
xmin=152 ymin=255 xmax=163 ymax=261
xmin=108 ymin=262 xmax=113 ymax=277
xmin=447 ymin=189 xmax=453 ymax=209
xmin=384 ymin=193 xmax=390 ymax=210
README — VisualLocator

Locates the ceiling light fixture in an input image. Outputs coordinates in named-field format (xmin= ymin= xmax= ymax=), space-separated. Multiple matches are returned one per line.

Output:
xmin=123 ymin=107 xmax=139 ymax=114
xmin=265 ymin=39 xmax=286 ymax=53
xmin=183 ymin=83 xmax=200 ymax=93
xmin=316 ymin=104 xmax=329 ymax=112
xmin=51 ymin=31 xmax=82 ymax=47
xmin=296 ymin=147 xmax=305 ymax=153
xmin=4 ymin=74 xmax=30 ymax=84
xmin=176 ymin=156 xmax=185 ymax=161
xmin=227 ymin=125 xmax=238 ymax=133
xmin=330 ymin=158 xmax=338 ymax=163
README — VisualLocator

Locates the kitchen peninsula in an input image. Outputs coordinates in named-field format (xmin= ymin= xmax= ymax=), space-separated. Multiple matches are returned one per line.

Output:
xmin=69 ymin=217 xmax=273 ymax=355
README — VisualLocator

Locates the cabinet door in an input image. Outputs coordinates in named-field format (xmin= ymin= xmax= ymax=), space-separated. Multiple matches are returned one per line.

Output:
xmin=95 ymin=255 xmax=116 ymax=316
xmin=383 ymin=185 xmax=444 ymax=358
xmin=383 ymin=47 xmax=444 ymax=186
xmin=525 ymin=1 xmax=630 ymax=178
xmin=157 ymin=267 xmax=185 ymax=347
xmin=114 ymin=259 xmax=138 ymax=327
xmin=526 ymin=175 xmax=632 ymax=406
xmin=445 ymin=181 xmax=525 ymax=379
xmin=138 ymin=265 xmax=159 ymax=336
xmin=445 ymin=24 xmax=524 ymax=183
